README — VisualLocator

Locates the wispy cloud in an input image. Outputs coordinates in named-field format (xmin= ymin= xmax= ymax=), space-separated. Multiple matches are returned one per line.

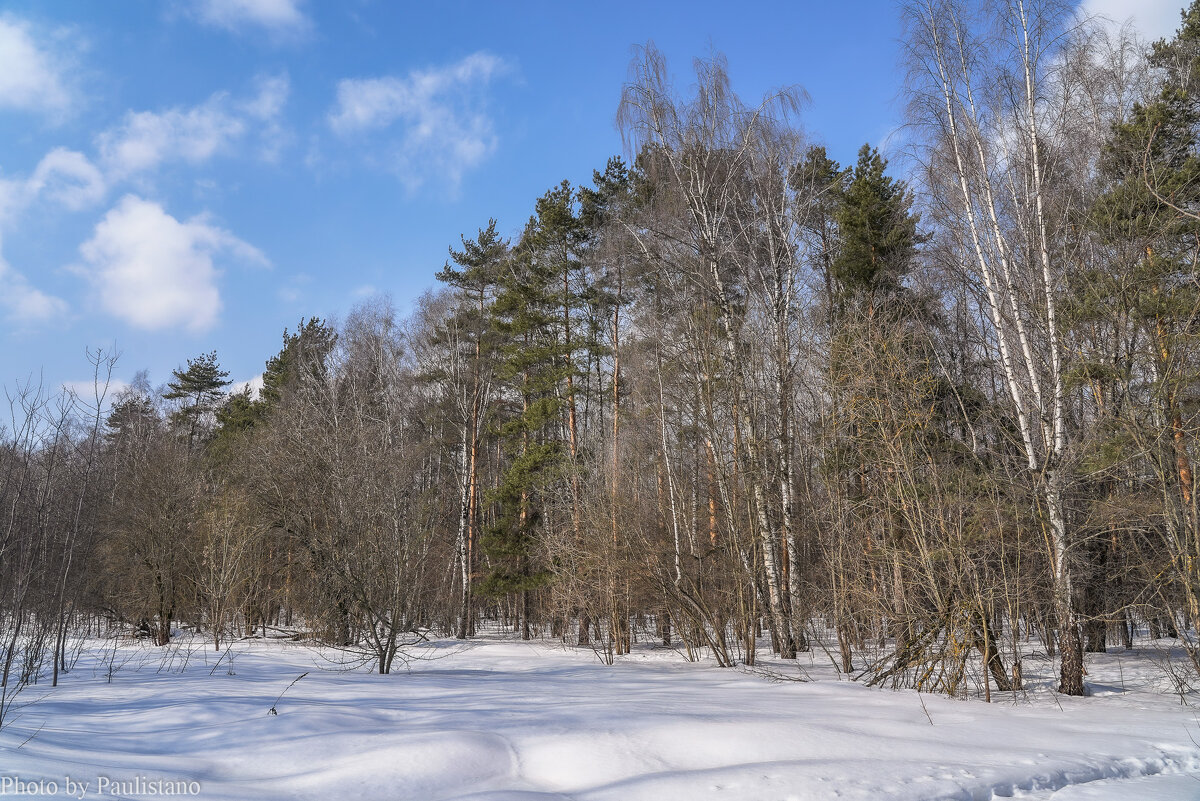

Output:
xmin=0 ymin=247 xmax=69 ymax=324
xmin=0 ymin=77 xmax=288 ymax=335
xmin=0 ymin=15 xmax=72 ymax=117
xmin=61 ymin=377 xmax=129 ymax=404
xmin=0 ymin=148 xmax=104 ymax=325
xmin=96 ymin=73 xmax=290 ymax=180
xmin=98 ymin=95 xmax=247 ymax=180
xmin=277 ymin=272 xmax=310 ymax=304
xmin=28 ymin=148 xmax=107 ymax=210
xmin=0 ymin=148 xmax=105 ymax=220
xmin=242 ymin=72 xmax=290 ymax=121
xmin=77 ymin=195 xmax=268 ymax=333
xmin=242 ymin=73 xmax=292 ymax=162
xmin=329 ymin=52 xmax=509 ymax=192
xmin=187 ymin=0 xmax=311 ymax=40
xmin=1080 ymin=0 xmax=1182 ymax=43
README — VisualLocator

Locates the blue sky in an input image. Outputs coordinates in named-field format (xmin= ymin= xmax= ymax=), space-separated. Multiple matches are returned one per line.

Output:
xmin=0 ymin=0 xmax=1181 ymax=400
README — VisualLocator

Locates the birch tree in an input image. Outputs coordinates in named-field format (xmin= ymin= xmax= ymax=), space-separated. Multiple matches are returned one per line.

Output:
xmin=905 ymin=0 xmax=1087 ymax=693
xmin=618 ymin=44 xmax=805 ymax=658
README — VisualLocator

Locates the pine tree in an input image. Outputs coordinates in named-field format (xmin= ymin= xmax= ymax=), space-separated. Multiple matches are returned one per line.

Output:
xmin=1091 ymin=0 xmax=1200 ymax=486
xmin=212 ymin=319 xmax=336 ymax=444
xmin=164 ymin=351 xmax=231 ymax=450
xmin=482 ymin=188 xmax=588 ymax=639
xmin=528 ymin=182 xmax=590 ymax=536
xmin=826 ymin=143 xmax=927 ymax=467
xmin=213 ymin=390 xmax=259 ymax=439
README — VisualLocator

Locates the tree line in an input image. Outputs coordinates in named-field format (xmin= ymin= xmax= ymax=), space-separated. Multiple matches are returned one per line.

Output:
xmin=4 ymin=0 xmax=1200 ymax=713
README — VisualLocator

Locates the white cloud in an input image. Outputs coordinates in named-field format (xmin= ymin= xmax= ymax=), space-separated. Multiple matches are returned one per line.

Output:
xmin=78 ymin=195 xmax=268 ymax=333
xmin=277 ymin=272 xmax=310 ymax=304
xmin=189 ymin=0 xmax=310 ymax=38
xmin=97 ymin=77 xmax=290 ymax=179
xmin=61 ymin=377 xmax=129 ymax=403
xmin=242 ymin=73 xmax=291 ymax=162
xmin=0 ymin=16 xmax=71 ymax=115
xmin=0 ymin=176 xmax=25 ymax=223
xmin=97 ymin=96 xmax=247 ymax=180
xmin=243 ymin=73 xmax=290 ymax=121
xmin=1080 ymin=0 xmax=1183 ymax=43
xmin=0 ymin=149 xmax=102 ymax=326
xmin=0 ymin=148 xmax=105 ymax=219
xmin=28 ymin=148 xmax=106 ymax=210
xmin=0 ymin=262 xmax=68 ymax=323
xmin=329 ymin=52 xmax=508 ymax=191
xmin=232 ymin=373 xmax=264 ymax=398
xmin=0 ymin=78 xmax=289 ymax=266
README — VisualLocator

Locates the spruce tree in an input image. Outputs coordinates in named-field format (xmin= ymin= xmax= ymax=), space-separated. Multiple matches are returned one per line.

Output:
xmin=831 ymin=144 xmax=919 ymax=313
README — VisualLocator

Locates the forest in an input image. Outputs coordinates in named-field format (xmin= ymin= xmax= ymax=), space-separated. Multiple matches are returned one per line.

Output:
xmin=5 ymin=0 xmax=1200 ymax=727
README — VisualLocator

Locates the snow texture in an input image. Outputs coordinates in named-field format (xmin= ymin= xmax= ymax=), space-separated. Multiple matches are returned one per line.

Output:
xmin=2 ymin=633 xmax=1199 ymax=800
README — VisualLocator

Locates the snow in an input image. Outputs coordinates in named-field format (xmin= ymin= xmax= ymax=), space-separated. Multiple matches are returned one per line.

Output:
xmin=2 ymin=633 xmax=1199 ymax=800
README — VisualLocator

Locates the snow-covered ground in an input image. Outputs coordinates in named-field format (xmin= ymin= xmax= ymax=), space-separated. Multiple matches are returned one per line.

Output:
xmin=2 ymin=632 xmax=1199 ymax=800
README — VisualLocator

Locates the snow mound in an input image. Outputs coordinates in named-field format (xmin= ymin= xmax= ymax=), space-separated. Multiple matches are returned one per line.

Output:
xmin=1 ymin=637 xmax=1198 ymax=800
